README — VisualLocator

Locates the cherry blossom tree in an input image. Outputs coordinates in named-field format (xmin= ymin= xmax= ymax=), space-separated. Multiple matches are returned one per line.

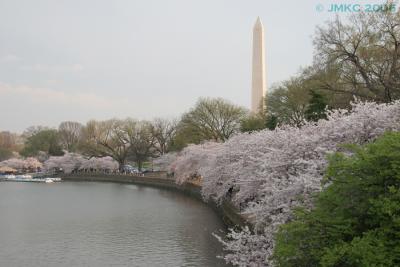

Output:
xmin=44 ymin=153 xmax=119 ymax=174
xmin=0 ymin=158 xmax=26 ymax=170
xmin=172 ymin=100 xmax=400 ymax=266
xmin=79 ymin=156 xmax=118 ymax=172
xmin=0 ymin=157 xmax=43 ymax=171
xmin=173 ymin=142 xmax=222 ymax=184
xmin=152 ymin=152 xmax=178 ymax=172
xmin=24 ymin=157 xmax=42 ymax=170
xmin=44 ymin=153 xmax=85 ymax=174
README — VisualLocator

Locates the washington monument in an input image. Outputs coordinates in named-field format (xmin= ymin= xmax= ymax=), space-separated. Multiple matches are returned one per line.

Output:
xmin=251 ymin=17 xmax=266 ymax=113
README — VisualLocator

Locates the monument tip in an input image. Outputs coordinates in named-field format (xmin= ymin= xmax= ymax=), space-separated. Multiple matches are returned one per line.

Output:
xmin=254 ymin=16 xmax=263 ymax=28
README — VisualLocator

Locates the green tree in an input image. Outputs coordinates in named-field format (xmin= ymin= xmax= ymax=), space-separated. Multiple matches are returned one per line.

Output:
xmin=240 ymin=114 xmax=266 ymax=133
xmin=178 ymin=97 xmax=246 ymax=143
xmin=266 ymin=78 xmax=311 ymax=127
xmin=21 ymin=129 xmax=64 ymax=157
xmin=265 ymin=115 xmax=278 ymax=130
xmin=0 ymin=147 xmax=13 ymax=161
xmin=240 ymin=113 xmax=278 ymax=132
xmin=168 ymin=122 xmax=204 ymax=151
xmin=305 ymin=90 xmax=328 ymax=122
xmin=273 ymin=131 xmax=400 ymax=267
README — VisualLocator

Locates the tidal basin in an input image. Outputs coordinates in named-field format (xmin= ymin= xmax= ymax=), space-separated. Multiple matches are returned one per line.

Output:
xmin=0 ymin=181 xmax=227 ymax=266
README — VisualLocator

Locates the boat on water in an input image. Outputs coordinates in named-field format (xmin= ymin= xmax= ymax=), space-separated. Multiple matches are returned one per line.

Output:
xmin=43 ymin=178 xmax=62 ymax=183
xmin=0 ymin=175 xmax=61 ymax=183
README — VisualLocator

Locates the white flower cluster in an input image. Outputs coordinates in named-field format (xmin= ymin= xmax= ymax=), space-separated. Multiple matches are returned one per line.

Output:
xmin=43 ymin=153 xmax=119 ymax=173
xmin=0 ymin=157 xmax=42 ymax=170
xmin=172 ymin=100 xmax=400 ymax=266
xmin=153 ymin=152 xmax=178 ymax=172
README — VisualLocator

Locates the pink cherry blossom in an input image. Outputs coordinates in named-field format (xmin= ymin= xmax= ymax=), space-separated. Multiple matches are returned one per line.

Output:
xmin=172 ymin=100 xmax=400 ymax=266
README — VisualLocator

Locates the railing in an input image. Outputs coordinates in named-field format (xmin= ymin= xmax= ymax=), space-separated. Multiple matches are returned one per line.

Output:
xmin=58 ymin=170 xmax=173 ymax=180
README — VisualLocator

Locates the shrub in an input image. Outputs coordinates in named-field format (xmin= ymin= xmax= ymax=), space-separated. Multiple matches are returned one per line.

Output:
xmin=273 ymin=132 xmax=400 ymax=267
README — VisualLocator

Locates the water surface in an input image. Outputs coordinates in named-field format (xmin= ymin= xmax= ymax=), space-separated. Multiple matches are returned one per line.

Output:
xmin=0 ymin=181 xmax=227 ymax=266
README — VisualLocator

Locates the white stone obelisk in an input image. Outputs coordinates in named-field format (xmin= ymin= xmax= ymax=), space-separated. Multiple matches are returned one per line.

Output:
xmin=251 ymin=17 xmax=266 ymax=113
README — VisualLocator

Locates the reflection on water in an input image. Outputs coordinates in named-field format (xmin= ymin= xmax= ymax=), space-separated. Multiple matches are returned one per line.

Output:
xmin=0 ymin=182 xmax=228 ymax=266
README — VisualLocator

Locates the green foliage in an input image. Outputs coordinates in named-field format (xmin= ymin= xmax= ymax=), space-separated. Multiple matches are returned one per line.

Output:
xmin=265 ymin=115 xmax=278 ymax=130
xmin=240 ymin=114 xmax=266 ymax=133
xmin=273 ymin=131 xmax=400 ymax=267
xmin=266 ymin=78 xmax=311 ymax=127
xmin=305 ymin=90 xmax=328 ymax=122
xmin=21 ymin=129 xmax=64 ymax=157
xmin=168 ymin=121 xmax=204 ymax=151
xmin=0 ymin=147 xmax=13 ymax=161
xmin=170 ymin=97 xmax=246 ymax=150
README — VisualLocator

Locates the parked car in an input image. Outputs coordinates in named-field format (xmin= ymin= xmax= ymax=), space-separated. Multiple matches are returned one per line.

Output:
xmin=122 ymin=165 xmax=139 ymax=174
xmin=140 ymin=168 xmax=153 ymax=174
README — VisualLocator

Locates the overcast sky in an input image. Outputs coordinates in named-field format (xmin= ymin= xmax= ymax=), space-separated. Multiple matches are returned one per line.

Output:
xmin=0 ymin=0 xmax=384 ymax=132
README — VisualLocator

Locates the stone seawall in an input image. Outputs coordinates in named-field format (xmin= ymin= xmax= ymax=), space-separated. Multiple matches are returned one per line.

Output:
xmin=60 ymin=173 xmax=249 ymax=228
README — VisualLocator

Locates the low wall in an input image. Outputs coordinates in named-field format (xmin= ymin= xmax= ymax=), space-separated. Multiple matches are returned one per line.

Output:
xmin=60 ymin=173 xmax=249 ymax=228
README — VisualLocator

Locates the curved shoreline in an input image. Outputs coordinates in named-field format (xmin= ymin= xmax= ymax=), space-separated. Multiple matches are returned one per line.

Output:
xmin=60 ymin=173 xmax=249 ymax=228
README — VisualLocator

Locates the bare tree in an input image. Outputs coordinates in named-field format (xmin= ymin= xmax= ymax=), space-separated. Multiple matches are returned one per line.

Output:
xmin=0 ymin=131 xmax=17 ymax=149
xmin=0 ymin=131 xmax=19 ymax=161
xmin=81 ymin=119 xmax=129 ymax=170
xmin=58 ymin=121 xmax=83 ymax=152
xmin=151 ymin=118 xmax=177 ymax=155
xmin=124 ymin=120 xmax=156 ymax=171
xmin=314 ymin=6 xmax=400 ymax=102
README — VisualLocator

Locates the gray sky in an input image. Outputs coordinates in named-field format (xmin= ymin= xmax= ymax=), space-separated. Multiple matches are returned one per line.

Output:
xmin=0 ymin=0 xmax=380 ymax=132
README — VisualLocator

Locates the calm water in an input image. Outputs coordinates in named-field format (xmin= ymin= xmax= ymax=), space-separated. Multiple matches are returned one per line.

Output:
xmin=0 ymin=181 xmax=228 ymax=267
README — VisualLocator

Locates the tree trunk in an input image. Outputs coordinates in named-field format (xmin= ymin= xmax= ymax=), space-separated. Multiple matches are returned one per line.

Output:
xmin=118 ymin=160 xmax=125 ymax=173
